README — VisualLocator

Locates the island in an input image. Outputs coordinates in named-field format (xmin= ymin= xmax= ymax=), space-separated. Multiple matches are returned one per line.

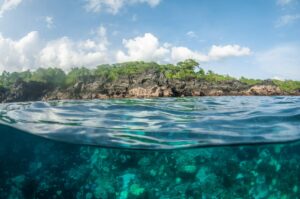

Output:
xmin=1 ymin=59 xmax=300 ymax=103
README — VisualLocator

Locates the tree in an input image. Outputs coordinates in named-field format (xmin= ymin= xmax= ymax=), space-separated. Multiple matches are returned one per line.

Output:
xmin=177 ymin=59 xmax=199 ymax=71
xmin=170 ymin=59 xmax=199 ymax=80
xmin=0 ymin=70 xmax=33 ymax=87
xmin=197 ymin=68 xmax=205 ymax=76
xmin=31 ymin=68 xmax=66 ymax=87
xmin=66 ymin=67 xmax=92 ymax=85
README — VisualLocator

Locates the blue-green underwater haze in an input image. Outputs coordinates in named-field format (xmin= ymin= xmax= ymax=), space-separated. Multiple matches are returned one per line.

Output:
xmin=0 ymin=96 xmax=300 ymax=198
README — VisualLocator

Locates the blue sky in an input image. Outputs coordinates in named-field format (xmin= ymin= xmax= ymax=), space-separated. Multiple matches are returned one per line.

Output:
xmin=0 ymin=0 xmax=299 ymax=80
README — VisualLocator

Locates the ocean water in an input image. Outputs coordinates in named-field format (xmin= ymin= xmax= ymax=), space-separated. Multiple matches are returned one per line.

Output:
xmin=0 ymin=96 xmax=300 ymax=198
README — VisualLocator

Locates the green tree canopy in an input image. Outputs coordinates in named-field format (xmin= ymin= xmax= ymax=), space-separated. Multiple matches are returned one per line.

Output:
xmin=65 ymin=67 xmax=92 ymax=86
xmin=0 ymin=60 xmax=299 ymax=93
xmin=177 ymin=59 xmax=199 ymax=71
xmin=31 ymin=68 xmax=66 ymax=87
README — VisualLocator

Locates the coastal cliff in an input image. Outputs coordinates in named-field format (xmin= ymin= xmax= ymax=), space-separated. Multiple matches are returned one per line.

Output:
xmin=43 ymin=74 xmax=290 ymax=101
xmin=0 ymin=60 xmax=299 ymax=103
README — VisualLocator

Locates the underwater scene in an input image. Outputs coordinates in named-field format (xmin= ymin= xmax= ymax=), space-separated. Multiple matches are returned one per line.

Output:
xmin=1 ymin=0 xmax=300 ymax=198
xmin=1 ymin=96 xmax=300 ymax=199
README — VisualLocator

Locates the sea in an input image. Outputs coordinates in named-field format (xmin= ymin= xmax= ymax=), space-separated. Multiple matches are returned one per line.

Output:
xmin=0 ymin=96 xmax=299 ymax=198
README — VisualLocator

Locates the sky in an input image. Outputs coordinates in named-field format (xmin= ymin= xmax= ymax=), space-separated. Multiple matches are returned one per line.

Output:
xmin=0 ymin=0 xmax=299 ymax=80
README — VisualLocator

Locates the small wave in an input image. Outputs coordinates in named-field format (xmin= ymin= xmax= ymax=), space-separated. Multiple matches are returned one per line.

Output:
xmin=0 ymin=96 xmax=300 ymax=150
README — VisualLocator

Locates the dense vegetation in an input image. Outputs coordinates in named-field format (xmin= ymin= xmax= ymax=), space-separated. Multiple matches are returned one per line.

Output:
xmin=0 ymin=59 xmax=299 ymax=92
xmin=272 ymin=80 xmax=300 ymax=92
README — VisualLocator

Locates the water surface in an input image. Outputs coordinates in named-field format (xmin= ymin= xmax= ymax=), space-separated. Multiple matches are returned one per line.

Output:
xmin=0 ymin=96 xmax=299 ymax=149
xmin=1 ymin=96 xmax=300 ymax=198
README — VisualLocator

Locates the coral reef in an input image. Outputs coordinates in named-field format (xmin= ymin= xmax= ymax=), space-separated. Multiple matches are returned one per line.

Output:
xmin=0 ymin=126 xmax=300 ymax=198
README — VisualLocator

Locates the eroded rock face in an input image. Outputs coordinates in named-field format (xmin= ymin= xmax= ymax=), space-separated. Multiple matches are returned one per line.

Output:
xmin=42 ymin=76 xmax=295 ymax=101
xmin=128 ymin=87 xmax=158 ymax=98
xmin=0 ymin=87 xmax=9 ymax=102
xmin=0 ymin=70 xmax=298 ymax=103
xmin=127 ymin=86 xmax=172 ymax=98
xmin=3 ymin=80 xmax=50 ymax=103
xmin=245 ymin=85 xmax=283 ymax=96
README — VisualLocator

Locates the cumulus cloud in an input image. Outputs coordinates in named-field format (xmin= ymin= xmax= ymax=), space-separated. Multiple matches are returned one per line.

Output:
xmin=0 ymin=0 xmax=22 ymax=17
xmin=85 ymin=0 xmax=161 ymax=14
xmin=275 ymin=14 xmax=300 ymax=27
xmin=257 ymin=45 xmax=300 ymax=80
xmin=117 ymin=33 xmax=251 ymax=63
xmin=0 ymin=30 xmax=251 ymax=72
xmin=39 ymin=25 xmax=109 ymax=71
xmin=208 ymin=45 xmax=251 ymax=60
xmin=0 ymin=26 xmax=109 ymax=72
xmin=170 ymin=47 xmax=208 ymax=63
xmin=0 ymin=31 xmax=40 ymax=71
xmin=116 ymin=33 xmax=169 ymax=62
xmin=39 ymin=37 xmax=109 ymax=71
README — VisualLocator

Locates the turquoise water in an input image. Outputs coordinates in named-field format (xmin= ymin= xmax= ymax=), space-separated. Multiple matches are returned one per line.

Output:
xmin=0 ymin=96 xmax=300 ymax=198
xmin=1 ymin=96 xmax=300 ymax=149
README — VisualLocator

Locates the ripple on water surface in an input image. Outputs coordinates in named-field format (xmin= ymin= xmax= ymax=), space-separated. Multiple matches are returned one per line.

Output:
xmin=0 ymin=96 xmax=299 ymax=150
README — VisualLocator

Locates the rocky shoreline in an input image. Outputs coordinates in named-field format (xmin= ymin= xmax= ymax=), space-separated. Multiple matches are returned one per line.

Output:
xmin=0 ymin=69 xmax=299 ymax=103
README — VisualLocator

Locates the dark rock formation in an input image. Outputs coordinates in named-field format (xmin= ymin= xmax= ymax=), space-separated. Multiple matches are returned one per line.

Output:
xmin=1 ymin=80 xmax=51 ymax=103
xmin=0 ymin=70 xmax=299 ymax=103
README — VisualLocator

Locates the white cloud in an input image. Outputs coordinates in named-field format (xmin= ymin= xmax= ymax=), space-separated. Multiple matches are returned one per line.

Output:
xmin=276 ymin=0 xmax=294 ymax=6
xmin=0 ymin=26 xmax=109 ymax=72
xmin=275 ymin=14 xmax=300 ymax=27
xmin=116 ymin=33 xmax=251 ymax=63
xmin=40 ymin=25 xmax=109 ymax=71
xmin=0 ymin=31 xmax=40 ymax=71
xmin=116 ymin=33 xmax=169 ymax=62
xmin=171 ymin=47 xmax=208 ymax=63
xmin=257 ymin=45 xmax=300 ymax=80
xmin=0 ymin=0 xmax=22 ymax=17
xmin=208 ymin=45 xmax=251 ymax=60
xmin=0 ymin=30 xmax=251 ymax=73
xmin=39 ymin=37 xmax=108 ymax=71
xmin=85 ymin=0 xmax=123 ymax=14
xmin=94 ymin=25 xmax=109 ymax=50
xmin=45 ymin=16 xmax=54 ymax=29
xmin=85 ymin=0 xmax=161 ymax=14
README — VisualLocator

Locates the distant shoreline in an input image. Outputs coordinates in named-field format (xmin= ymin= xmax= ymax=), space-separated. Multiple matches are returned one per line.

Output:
xmin=1 ymin=60 xmax=299 ymax=103
xmin=1 ymin=76 xmax=299 ymax=103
